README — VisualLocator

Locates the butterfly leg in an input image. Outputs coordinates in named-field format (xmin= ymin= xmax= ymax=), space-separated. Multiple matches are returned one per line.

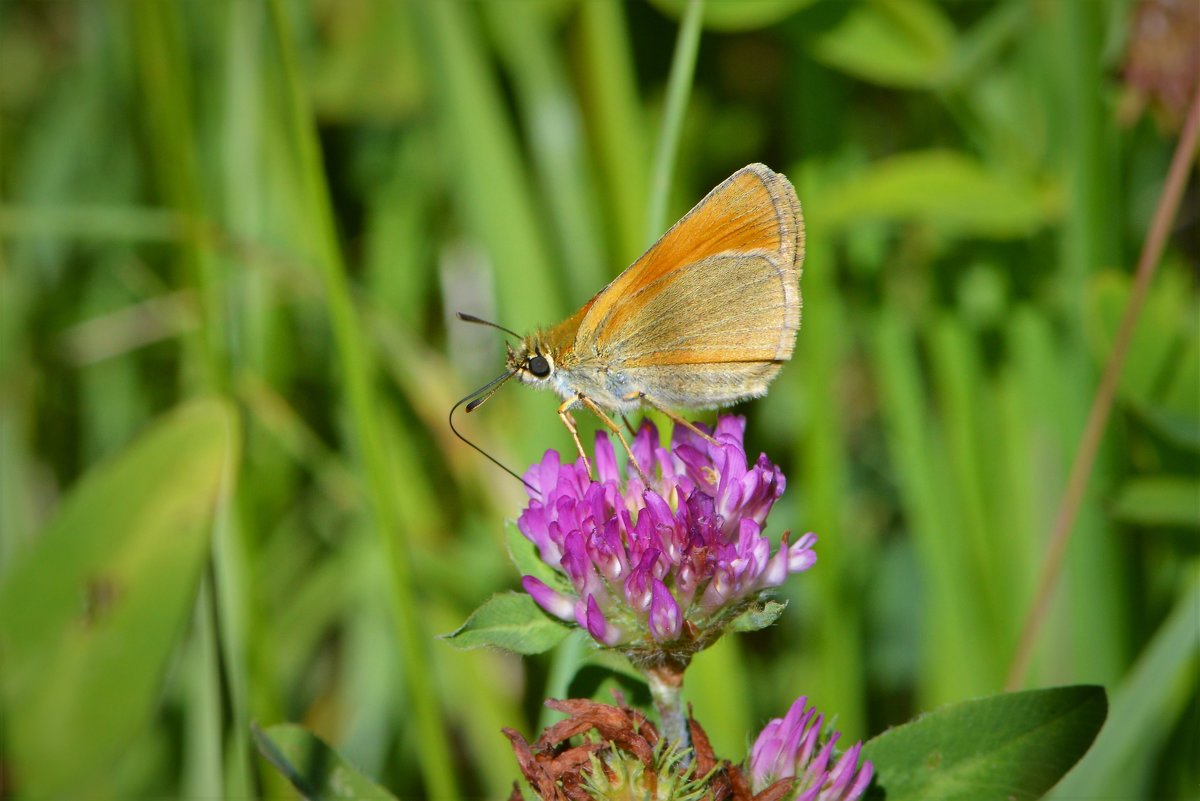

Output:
xmin=620 ymin=414 xmax=638 ymax=438
xmin=556 ymin=396 xmax=594 ymax=478
xmin=629 ymin=393 xmax=718 ymax=445
xmin=577 ymin=395 xmax=651 ymax=484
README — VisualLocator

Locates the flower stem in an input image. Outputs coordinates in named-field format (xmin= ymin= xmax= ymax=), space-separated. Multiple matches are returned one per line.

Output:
xmin=646 ymin=665 xmax=690 ymax=753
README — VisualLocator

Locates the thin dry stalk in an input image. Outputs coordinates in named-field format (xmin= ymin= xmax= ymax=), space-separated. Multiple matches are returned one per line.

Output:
xmin=1006 ymin=82 xmax=1200 ymax=689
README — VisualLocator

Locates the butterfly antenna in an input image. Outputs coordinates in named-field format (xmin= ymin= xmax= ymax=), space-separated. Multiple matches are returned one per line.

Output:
xmin=448 ymin=369 xmax=539 ymax=495
xmin=456 ymin=312 xmax=522 ymax=340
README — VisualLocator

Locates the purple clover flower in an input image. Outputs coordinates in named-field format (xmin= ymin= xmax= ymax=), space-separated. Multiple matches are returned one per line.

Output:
xmin=748 ymin=696 xmax=873 ymax=801
xmin=517 ymin=416 xmax=816 ymax=656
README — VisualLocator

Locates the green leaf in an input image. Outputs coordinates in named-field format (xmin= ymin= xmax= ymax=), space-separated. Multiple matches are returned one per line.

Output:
xmin=729 ymin=599 xmax=787 ymax=632
xmin=252 ymin=723 xmax=398 ymax=801
xmin=442 ymin=591 xmax=571 ymax=654
xmin=649 ymin=0 xmax=816 ymax=32
xmin=822 ymin=150 xmax=1053 ymax=238
xmin=505 ymin=520 xmax=566 ymax=588
xmin=1111 ymin=477 xmax=1200 ymax=528
xmin=1046 ymin=569 xmax=1199 ymax=799
xmin=810 ymin=0 xmax=956 ymax=89
xmin=863 ymin=686 xmax=1107 ymax=801
xmin=1134 ymin=403 xmax=1200 ymax=452
xmin=0 ymin=399 xmax=237 ymax=799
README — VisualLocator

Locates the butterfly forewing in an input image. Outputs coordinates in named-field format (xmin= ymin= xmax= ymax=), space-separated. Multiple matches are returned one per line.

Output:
xmin=575 ymin=164 xmax=803 ymax=406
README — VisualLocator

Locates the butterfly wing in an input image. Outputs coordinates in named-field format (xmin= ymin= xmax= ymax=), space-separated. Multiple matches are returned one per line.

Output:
xmin=574 ymin=164 xmax=802 ymax=407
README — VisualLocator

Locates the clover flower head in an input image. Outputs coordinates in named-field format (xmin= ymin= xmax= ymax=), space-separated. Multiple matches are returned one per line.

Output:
xmin=748 ymin=696 xmax=874 ymax=801
xmin=517 ymin=416 xmax=816 ymax=663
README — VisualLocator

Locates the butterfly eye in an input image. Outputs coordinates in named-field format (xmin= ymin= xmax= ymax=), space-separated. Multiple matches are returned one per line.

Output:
xmin=528 ymin=355 xmax=550 ymax=378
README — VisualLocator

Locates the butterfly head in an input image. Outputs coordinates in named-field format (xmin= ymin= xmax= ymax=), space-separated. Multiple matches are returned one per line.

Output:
xmin=506 ymin=337 xmax=556 ymax=386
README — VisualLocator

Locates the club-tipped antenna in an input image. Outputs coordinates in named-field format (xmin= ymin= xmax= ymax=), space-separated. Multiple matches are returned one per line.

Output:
xmin=448 ymin=368 xmax=539 ymax=495
xmin=456 ymin=312 xmax=522 ymax=340
xmin=466 ymin=386 xmax=500 ymax=412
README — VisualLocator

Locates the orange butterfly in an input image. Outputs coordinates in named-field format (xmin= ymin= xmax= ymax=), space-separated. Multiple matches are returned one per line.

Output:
xmin=455 ymin=163 xmax=803 ymax=481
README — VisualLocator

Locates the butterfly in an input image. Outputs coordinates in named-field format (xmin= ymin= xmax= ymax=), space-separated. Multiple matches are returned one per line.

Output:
xmin=454 ymin=163 xmax=802 ymax=483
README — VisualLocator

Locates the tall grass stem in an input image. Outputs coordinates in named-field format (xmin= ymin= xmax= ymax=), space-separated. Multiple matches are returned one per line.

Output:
xmin=645 ymin=0 xmax=704 ymax=243
xmin=578 ymin=1 xmax=647 ymax=265
xmin=264 ymin=1 xmax=459 ymax=796
xmin=130 ymin=3 xmax=254 ymax=795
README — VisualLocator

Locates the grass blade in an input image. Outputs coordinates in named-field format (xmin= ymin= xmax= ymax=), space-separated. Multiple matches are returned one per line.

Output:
xmin=264 ymin=2 xmax=458 ymax=797
xmin=645 ymin=0 xmax=705 ymax=241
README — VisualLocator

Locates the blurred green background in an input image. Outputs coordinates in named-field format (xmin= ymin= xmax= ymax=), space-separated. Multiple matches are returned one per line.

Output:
xmin=1 ymin=0 xmax=1197 ymax=798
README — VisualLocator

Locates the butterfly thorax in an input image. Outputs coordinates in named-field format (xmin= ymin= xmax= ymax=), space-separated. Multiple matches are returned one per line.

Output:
xmin=507 ymin=328 xmax=637 ymax=412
